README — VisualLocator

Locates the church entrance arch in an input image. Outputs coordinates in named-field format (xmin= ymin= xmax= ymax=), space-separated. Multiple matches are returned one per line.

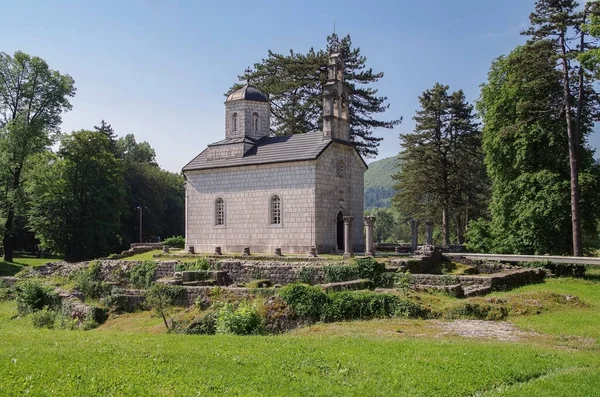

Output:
xmin=336 ymin=211 xmax=344 ymax=251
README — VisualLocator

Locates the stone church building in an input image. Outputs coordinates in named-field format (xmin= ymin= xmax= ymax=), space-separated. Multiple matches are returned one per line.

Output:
xmin=183 ymin=49 xmax=366 ymax=255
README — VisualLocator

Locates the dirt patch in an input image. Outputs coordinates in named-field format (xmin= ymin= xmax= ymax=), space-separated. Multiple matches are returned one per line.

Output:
xmin=437 ymin=320 xmax=538 ymax=341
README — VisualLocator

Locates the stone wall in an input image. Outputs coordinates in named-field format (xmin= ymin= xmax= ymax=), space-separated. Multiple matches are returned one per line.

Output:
xmin=185 ymin=161 xmax=317 ymax=254
xmin=219 ymin=260 xmax=325 ymax=285
xmin=410 ymin=268 xmax=545 ymax=291
xmin=315 ymin=142 xmax=366 ymax=253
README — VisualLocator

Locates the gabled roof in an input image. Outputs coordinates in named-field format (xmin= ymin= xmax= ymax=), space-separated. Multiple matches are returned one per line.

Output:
xmin=182 ymin=132 xmax=366 ymax=172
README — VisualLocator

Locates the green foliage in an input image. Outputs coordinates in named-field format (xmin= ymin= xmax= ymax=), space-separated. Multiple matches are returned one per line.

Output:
xmin=145 ymin=283 xmax=183 ymax=330
xmin=27 ymin=130 xmax=126 ymax=261
xmin=298 ymin=267 xmax=316 ymax=284
xmin=74 ymin=261 xmax=109 ymax=300
xmin=278 ymin=283 xmax=329 ymax=321
xmin=163 ymin=236 xmax=185 ymax=249
xmin=15 ymin=280 xmax=58 ymax=314
xmin=323 ymin=265 xmax=359 ymax=283
xmin=231 ymin=33 xmax=401 ymax=157
xmin=355 ymin=257 xmax=386 ymax=285
xmin=245 ymin=279 xmax=272 ymax=289
xmin=521 ymin=261 xmax=586 ymax=278
xmin=174 ymin=257 xmax=211 ymax=272
xmin=215 ymin=303 xmax=264 ymax=335
xmin=321 ymin=291 xmax=420 ymax=322
xmin=393 ymin=83 xmax=488 ymax=245
xmin=395 ymin=271 xmax=413 ymax=295
xmin=81 ymin=312 xmax=100 ymax=330
xmin=446 ymin=303 xmax=508 ymax=321
xmin=182 ymin=310 xmax=217 ymax=335
xmin=477 ymin=40 xmax=600 ymax=255
xmin=31 ymin=307 xmax=56 ymax=329
xmin=130 ymin=261 xmax=158 ymax=289
xmin=0 ymin=51 xmax=76 ymax=261
xmin=364 ymin=155 xmax=402 ymax=209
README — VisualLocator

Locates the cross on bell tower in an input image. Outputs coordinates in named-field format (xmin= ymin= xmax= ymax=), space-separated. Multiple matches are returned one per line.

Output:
xmin=322 ymin=36 xmax=350 ymax=142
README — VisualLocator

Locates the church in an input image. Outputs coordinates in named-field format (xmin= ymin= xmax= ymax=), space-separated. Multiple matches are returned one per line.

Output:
xmin=182 ymin=48 xmax=366 ymax=255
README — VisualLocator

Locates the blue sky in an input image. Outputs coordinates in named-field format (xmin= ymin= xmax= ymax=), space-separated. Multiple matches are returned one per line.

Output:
xmin=2 ymin=0 xmax=587 ymax=172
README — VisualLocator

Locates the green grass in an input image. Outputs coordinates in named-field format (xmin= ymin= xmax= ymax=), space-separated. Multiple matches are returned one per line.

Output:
xmin=0 ymin=299 xmax=598 ymax=396
xmin=0 ymin=254 xmax=61 ymax=276
xmin=1 ymin=272 xmax=600 ymax=395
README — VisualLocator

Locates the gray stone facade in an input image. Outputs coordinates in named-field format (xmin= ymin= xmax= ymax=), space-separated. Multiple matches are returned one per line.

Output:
xmin=183 ymin=50 xmax=366 ymax=255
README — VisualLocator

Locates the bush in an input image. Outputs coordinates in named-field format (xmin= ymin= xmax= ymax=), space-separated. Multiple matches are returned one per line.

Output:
xmin=216 ymin=303 xmax=264 ymax=335
xmin=130 ymin=261 xmax=158 ymax=289
xmin=395 ymin=271 xmax=413 ymax=295
xmin=521 ymin=261 xmax=585 ymax=278
xmin=298 ymin=267 xmax=316 ymax=284
xmin=0 ymin=280 xmax=12 ymax=301
xmin=446 ymin=303 xmax=507 ymax=320
xmin=163 ymin=236 xmax=185 ymax=249
xmin=355 ymin=257 xmax=386 ymax=285
xmin=183 ymin=310 xmax=217 ymax=335
xmin=175 ymin=257 xmax=211 ymax=272
xmin=146 ymin=284 xmax=184 ymax=330
xmin=323 ymin=265 xmax=359 ymax=283
xmin=278 ymin=283 xmax=328 ymax=320
xmin=322 ymin=291 xmax=420 ymax=322
xmin=75 ymin=261 xmax=109 ymax=299
xmin=16 ymin=280 xmax=58 ymax=314
xmin=246 ymin=279 xmax=272 ymax=288
xmin=31 ymin=307 xmax=57 ymax=329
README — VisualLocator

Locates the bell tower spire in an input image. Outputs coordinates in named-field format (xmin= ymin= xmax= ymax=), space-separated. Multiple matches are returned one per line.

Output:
xmin=322 ymin=36 xmax=350 ymax=142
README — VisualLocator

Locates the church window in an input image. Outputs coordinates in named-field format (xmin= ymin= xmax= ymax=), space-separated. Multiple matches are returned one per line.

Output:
xmin=215 ymin=198 xmax=225 ymax=226
xmin=270 ymin=195 xmax=281 ymax=225
xmin=252 ymin=112 xmax=259 ymax=132
xmin=232 ymin=113 xmax=238 ymax=132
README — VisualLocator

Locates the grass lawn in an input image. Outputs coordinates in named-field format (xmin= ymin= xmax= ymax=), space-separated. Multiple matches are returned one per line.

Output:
xmin=0 ymin=254 xmax=61 ymax=277
xmin=1 ymin=275 xmax=599 ymax=396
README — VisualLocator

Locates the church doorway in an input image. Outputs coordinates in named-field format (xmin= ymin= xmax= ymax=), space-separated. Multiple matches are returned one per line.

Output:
xmin=336 ymin=211 xmax=344 ymax=251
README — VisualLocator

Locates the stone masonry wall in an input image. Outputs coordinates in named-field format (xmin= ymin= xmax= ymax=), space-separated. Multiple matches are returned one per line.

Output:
xmin=315 ymin=142 xmax=366 ymax=253
xmin=225 ymin=100 xmax=270 ymax=140
xmin=219 ymin=260 xmax=325 ymax=285
xmin=185 ymin=161 xmax=317 ymax=254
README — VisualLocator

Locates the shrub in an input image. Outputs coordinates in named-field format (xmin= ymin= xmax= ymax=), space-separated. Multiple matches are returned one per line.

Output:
xmin=246 ymin=279 xmax=272 ymax=288
xmin=323 ymin=265 xmax=359 ymax=283
xmin=163 ymin=235 xmax=185 ymax=249
xmin=395 ymin=271 xmax=413 ymax=295
xmin=81 ymin=312 xmax=100 ymax=330
xmin=378 ymin=272 xmax=397 ymax=288
xmin=75 ymin=261 xmax=109 ymax=299
xmin=355 ymin=257 xmax=386 ymax=285
xmin=130 ymin=260 xmax=158 ymax=289
xmin=31 ymin=307 xmax=57 ymax=329
xmin=0 ymin=280 xmax=12 ymax=301
xmin=216 ymin=303 xmax=264 ymax=335
xmin=278 ymin=283 xmax=328 ymax=320
xmin=16 ymin=280 xmax=58 ymax=314
xmin=298 ymin=267 xmax=316 ymax=284
xmin=184 ymin=310 xmax=217 ymax=335
xmin=322 ymin=291 xmax=401 ymax=322
xmin=146 ymin=284 xmax=183 ymax=330
xmin=175 ymin=257 xmax=211 ymax=272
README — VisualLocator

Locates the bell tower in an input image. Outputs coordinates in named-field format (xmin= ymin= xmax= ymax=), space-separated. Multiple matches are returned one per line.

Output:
xmin=323 ymin=42 xmax=350 ymax=141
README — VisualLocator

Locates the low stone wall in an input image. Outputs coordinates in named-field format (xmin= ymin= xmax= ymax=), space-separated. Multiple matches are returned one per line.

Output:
xmin=179 ymin=286 xmax=276 ymax=307
xmin=0 ymin=276 xmax=18 ymax=287
xmin=219 ymin=261 xmax=325 ymax=285
xmin=319 ymin=279 xmax=373 ymax=292
xmin=154 ymin=261 xmax=176 ymax=279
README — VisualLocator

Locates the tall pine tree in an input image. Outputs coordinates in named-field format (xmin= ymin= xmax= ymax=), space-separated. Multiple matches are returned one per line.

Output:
xmin=229 ymin=34 xmax=401 ymax=157
xmin=393 ymin=83 xmax=486 ymax=245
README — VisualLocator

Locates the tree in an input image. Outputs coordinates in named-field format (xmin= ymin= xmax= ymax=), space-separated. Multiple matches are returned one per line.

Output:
xmin=28 ymin=130 xmax=125 ymax=261
xmin=474 ymin=41 xmax=600 ymax=255
xmin=117 ymin=134 xmax=184 ymax=246
xmin=94 ymin=120 xmax=118 ymax=154
xmin=393 ymin=83 xmax=486 ymax=245
xmin=230 ymin=34 xmax=401 ymax=157
xmin=523 ymin=0 xmax=600 ymax=256
xmin=0 ymin=51 xmax=75 ymax=261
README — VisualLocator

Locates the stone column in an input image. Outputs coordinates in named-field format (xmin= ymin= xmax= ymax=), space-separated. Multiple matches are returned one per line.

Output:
xmin=364 ymin=216 xmax=376 ymax=256
xmin=410 ymin=220 xmax=419 ymax=252
xmin=425 ymin=221 xmax=434 ymax=245
xmin=343 ymin=216 xmax=354 ymax=259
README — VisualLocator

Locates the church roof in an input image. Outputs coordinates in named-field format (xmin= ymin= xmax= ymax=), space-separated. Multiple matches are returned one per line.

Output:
xmin=225 ymin=84 xmax=269 ymax=103
xmin=183 ymin=133 xmax=353 ymax=171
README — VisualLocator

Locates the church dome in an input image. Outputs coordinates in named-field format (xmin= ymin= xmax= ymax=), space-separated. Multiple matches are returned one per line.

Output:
xmin=226 ymin=84 xmax=269 ymax=103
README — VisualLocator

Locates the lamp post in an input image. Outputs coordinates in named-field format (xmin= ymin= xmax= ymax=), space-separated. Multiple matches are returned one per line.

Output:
xmin=137 ymin=206 xmax=143 ymax=243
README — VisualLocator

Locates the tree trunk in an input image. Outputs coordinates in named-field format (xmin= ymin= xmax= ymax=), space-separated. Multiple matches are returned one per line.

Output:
xmin=442 ymin=207 xmax=450 ymax=246
xmin=560 ymin=34 xmax=583 ymax=256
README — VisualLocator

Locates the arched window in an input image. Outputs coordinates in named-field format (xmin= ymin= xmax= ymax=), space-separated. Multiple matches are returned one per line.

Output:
xmin=215 ymin=198 xmax=225 ymax=226
xmin=252 ymin=112 xmax=259 ymax=132
xmin=270 ymin=195 xmax=281 ymax=225
xmin=232 ymin=113 xmax=238 ymax=132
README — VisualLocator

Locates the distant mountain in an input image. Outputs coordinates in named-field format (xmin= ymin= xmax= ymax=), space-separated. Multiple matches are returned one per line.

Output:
xmin=364 ymin=155 xmax=402 ymax=209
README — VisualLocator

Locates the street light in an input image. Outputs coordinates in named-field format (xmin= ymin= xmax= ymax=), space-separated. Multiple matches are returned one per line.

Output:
xmin=137 ymin=206 xmax=143 ymax=243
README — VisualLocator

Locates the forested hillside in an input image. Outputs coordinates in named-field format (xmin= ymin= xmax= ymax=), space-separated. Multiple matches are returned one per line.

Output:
xmin=364 ymin=155 xmax=401 ymax=209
